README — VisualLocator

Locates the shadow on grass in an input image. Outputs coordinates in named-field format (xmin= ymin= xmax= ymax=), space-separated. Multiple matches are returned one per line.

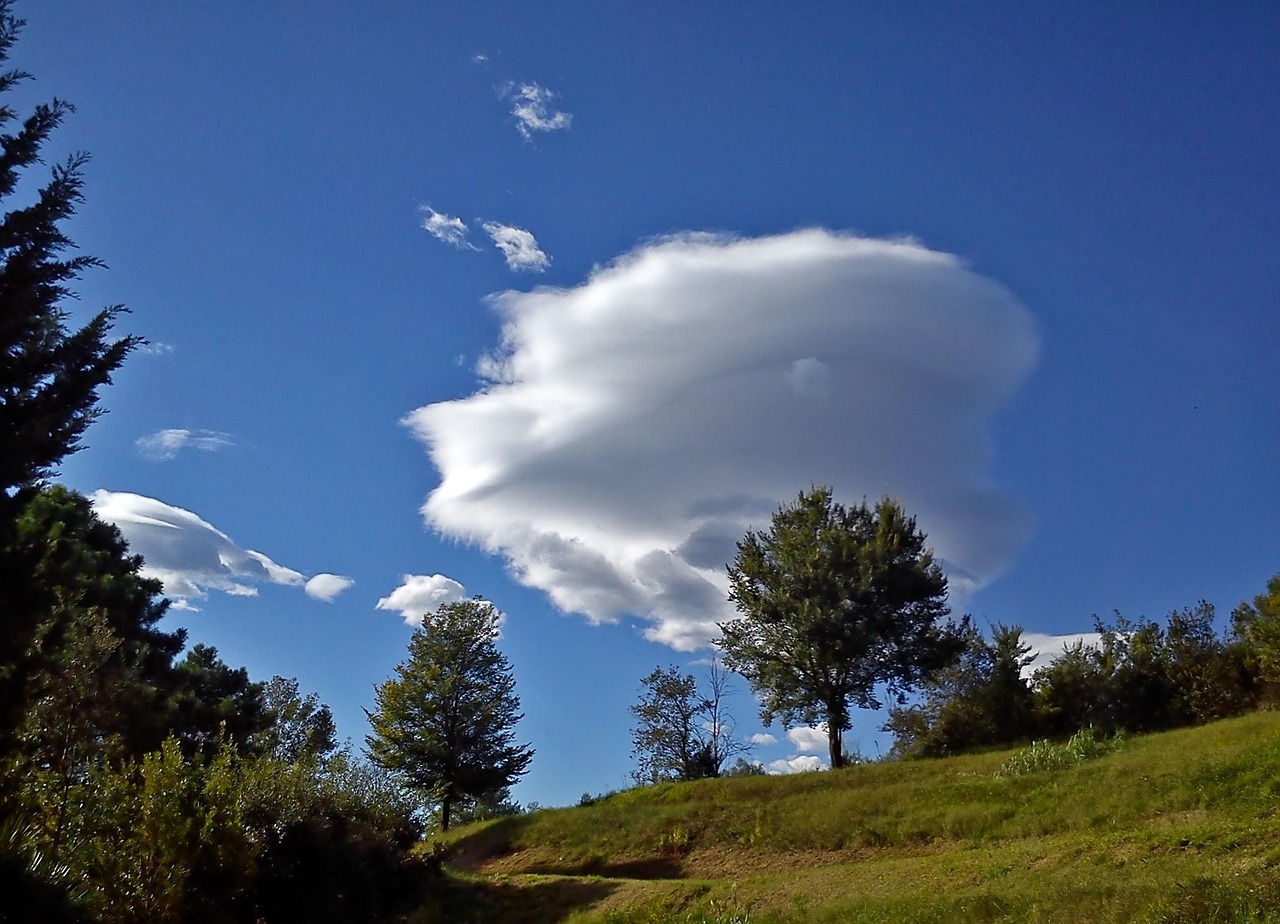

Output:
xmin=446 ymin=815 xmax=686 ymax=881
xmin=427 ymin=870 xmax=618 ymax=924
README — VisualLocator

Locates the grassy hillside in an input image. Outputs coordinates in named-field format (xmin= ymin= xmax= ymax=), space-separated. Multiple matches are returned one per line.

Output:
xmin=424 ymin=711 xmax=1280 ymax=922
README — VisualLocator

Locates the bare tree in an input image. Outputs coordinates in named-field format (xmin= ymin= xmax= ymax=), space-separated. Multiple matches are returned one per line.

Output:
xmin=630 ymin=657 xmax=751 ymax=783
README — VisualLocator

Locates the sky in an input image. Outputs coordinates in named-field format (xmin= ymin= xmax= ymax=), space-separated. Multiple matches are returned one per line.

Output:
xmin=15 ymin=2 xmax=1278 ymax=805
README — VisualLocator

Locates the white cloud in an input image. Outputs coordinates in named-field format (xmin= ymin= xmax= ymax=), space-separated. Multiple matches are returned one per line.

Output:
xmin=1021 ymin=631 xmax=1104 ymax=677
xmin=749 ymin=733 xmax=778 ymax=746
xmin=766 ymin=755 xmax=827 ymax=775
xmin=504 ymin=82 xmax=572 ymax=139
xmin=90 ymin=490 xmax=321 ymax=609
xmin=405 ymin=229 xmax=1039 ymax=650
xmin=482 ymin=221 xmax=550 ymax=272
xmin=786 ymin=726 xmax=829 ymax=754
xmin=376 ymin=573 xmax=467 ymax=626
xmin=471 ymin=53 xmax=489 ymax=65
xmin=420 ymin=206 xmax=477 ymax=250
xmin=139 ymin=341 xmax=176 ymax=356
xmin=136 ymin=428 xmax=234 ymax=461
xmin=305 ymin=573 xmax=355 ymax=602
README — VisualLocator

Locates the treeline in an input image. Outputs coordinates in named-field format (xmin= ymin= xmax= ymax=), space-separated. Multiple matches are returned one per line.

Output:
xmin=3 ymin=495 xmax=430 ymax=923
xmin=0 ymin=5 xmax=431 ymax=918
xmin=887 ymin=586 xmax=1280 ymax=760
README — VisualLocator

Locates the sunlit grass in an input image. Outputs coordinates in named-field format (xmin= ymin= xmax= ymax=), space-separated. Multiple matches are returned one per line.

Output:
xmin=430 ymin=711 xmax=1280 ymax=922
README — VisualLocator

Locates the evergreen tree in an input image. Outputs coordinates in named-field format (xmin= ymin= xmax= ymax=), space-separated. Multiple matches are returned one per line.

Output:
xmin=0 ymin=0 xmax=142 ymax=758
xmin=366 ymin=599 xmax=533 ymax=831
xmin=721 ymin=487 xmax=963 ymax=769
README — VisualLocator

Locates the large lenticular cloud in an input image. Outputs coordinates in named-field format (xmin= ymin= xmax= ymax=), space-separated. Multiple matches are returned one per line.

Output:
xmin=406 ymin=229 xmax=1039 ymax=649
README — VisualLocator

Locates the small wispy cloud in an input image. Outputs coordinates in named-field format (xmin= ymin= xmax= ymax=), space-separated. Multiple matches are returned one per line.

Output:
xmin=470 ymin=53 xmax=489 ymax=65
xmin=420 ymin=206 xmax=477 ymax=250
xmin=136 ymin=428 xmax=234 ymax=462
xmin=482 ymin=221 xmax=550 ymax=272
xmin=304 ymin=573 xmax=355 ymax=602
xmin=138 ymin=341 xmax=176 ymax=356
xmin=504 ymin=82 xmax=572 ymax=139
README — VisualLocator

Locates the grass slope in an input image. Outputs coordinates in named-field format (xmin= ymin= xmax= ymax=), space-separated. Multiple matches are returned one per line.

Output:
xmin=427 ymin=712 xmax=1280 ymax=922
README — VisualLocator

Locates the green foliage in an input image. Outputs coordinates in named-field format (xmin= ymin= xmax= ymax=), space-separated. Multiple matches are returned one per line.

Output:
xmin=631 ymin=659 xmax=749 ymax=783
xmin=0 ymin=0 xmax=142 ymax=776
xmin=367 ymin=598 xmax=534 ymax=832
xmin=722 ymin=487 xmax=961 ymax=768
xmin=0 ymin=8 xmax=141 ymax=496
xmin=887 ymin=623 xmax=1037 ymax=758
xmin=42 ymin=738 xmax=427 ymax=923
xmin=1034 ymin=605 xmax=1254 ymax=741
xmin=1232 ymin=573 xmax=1280 ymax=691
xmin=169 ymin=644 xmax=270 ymax=758
xmin=257 ymin=674 xmax=338 ymax=765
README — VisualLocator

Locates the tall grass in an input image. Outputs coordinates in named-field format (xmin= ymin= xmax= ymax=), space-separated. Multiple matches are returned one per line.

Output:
xmin=437 ymin=711 xmax=1280 ymax=923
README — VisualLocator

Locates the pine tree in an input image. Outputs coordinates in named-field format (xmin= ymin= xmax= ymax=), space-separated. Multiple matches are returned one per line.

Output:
xmin=0 ymin=1 xmax=143 ymax=761
xmin=366 ymin=599 xmax=533 ymax=831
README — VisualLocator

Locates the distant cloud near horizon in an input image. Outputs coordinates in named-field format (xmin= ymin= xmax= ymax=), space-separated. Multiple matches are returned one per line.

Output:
xmin=405 ymin=229 xmax=1039 ymax=650
xmin=90 ymin=490 xmax=346 ymax=610
xmin=482 ymin=221 xmax=550 ymax=272
xmin=136 ymin=428 xmax=234 ymax=461
xmin=766 ymin=755 xmax=825 ymax=775
xmin=1021 ymin=631 xmax=1105 ymax=676
xmin=786 ymin=726 xmax=828 ymax=754
xmin=503 ymin=81 xmax=572 ymax=139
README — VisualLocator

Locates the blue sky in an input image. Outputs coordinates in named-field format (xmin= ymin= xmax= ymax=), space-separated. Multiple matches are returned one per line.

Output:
xmin=19 ymin=2 xmax=1278 ymax=803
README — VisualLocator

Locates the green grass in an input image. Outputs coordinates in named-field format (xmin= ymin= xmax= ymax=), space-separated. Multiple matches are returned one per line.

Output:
xmin=422 ymin=711 xmax=1280 ymax=922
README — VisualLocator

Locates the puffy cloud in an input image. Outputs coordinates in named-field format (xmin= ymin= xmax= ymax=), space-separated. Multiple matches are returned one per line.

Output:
xmin=750 ymin=732 xmax=779 ymax=746
xmin=786 ymin=726 xmax=829 ymax=754
xmin=376 ymin=573 xmax=467 ymax=626
xmin=420 ymin=206 xmax=476 ymax=250
xmin=1021 ymin=631 xmax=1104 ymax=676
xmin=766 ymin=755 xmax=826 ymax=775
xmin=305 ymin=573 xmax=355 ymax=602
xmin=90 ymin=490 xmax=320 ymax=609
xmin=406 ymin=229 xmax=1039 ymax=650
xmin=482 ymin=221 xmax=550 ymax=272
xmin=504 ymin=82 xmax=572 ymax=139
xmin=136 ymin=428 xmax=234 ymax=461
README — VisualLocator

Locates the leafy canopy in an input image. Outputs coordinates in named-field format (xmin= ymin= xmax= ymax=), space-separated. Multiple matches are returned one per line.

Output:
xmin=720 ymin=487 xmax=961 ymax=768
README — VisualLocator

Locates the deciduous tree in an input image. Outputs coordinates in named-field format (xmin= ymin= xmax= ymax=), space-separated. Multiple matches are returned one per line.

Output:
xmin=630 ymin=658 xmax=749 ymax=783
xmin=721 ymin=487 xmax=962 ymax=769
xmin=366 ymin=599 xmax=532 ymax=831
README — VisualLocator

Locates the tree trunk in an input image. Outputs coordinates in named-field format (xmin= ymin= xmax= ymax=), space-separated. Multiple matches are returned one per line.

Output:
xmin=827 ymin=721 xmax=844 ymax=770
xmin=441 ymin=793 xmax=452 ymax=832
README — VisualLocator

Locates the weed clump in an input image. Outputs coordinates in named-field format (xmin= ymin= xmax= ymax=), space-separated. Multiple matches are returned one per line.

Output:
xmin=995 ymin=727 xmax=1116 ymax=778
